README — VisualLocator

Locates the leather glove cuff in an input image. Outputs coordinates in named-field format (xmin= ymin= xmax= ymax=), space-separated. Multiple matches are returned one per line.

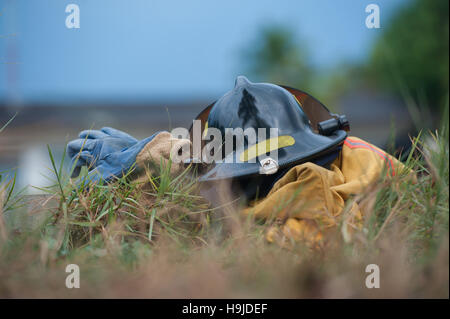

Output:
xmin=136 ymin=131 xmax=191 ymax=176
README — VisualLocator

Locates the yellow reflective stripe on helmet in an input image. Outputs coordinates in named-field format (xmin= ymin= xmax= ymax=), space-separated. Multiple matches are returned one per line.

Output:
xmin=240 ymin=135 xmax=295 ymax=162
xmin=203 ymin=122 xmax=208 ymax=138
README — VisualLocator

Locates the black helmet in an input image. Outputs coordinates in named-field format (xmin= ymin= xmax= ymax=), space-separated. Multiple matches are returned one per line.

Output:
xmin=189 ymin=76 xmax=349 ymax=182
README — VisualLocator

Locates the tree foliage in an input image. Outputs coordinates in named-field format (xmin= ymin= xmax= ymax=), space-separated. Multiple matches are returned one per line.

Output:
xmin=242 ymin=25 xmax=314 ymax=92
xmin=368 ymin=0 xmax=449 ymax=111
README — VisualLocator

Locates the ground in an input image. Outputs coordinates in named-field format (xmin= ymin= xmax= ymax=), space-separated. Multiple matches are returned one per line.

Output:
xmin=0 ymin=125 xmax=448 ymax=298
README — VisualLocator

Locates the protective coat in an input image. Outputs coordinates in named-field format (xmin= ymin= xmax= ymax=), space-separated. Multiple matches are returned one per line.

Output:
xmin=242 ymin=136 xmax=408 ymax=246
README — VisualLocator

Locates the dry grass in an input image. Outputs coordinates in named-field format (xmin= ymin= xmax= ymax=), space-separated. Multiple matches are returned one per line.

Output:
xmin=0 ymin=123 xmax=448 ymax=298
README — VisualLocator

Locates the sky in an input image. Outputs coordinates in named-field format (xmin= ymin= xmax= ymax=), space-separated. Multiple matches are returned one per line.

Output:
xmin=0 ymin=0 xmax=408 ymax=104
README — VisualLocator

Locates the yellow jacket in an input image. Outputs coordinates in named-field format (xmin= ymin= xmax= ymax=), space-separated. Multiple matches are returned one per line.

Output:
xmin=242 ymin=136 xmax=407 ymax=246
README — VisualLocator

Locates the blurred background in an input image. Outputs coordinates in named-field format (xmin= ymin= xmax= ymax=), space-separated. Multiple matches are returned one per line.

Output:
xmin=0 ymin=0 xmax=448 ymax=194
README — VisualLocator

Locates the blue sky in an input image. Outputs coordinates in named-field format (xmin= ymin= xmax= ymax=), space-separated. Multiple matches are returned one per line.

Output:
xmin=0 ymin=0 xmax=407 ymax=104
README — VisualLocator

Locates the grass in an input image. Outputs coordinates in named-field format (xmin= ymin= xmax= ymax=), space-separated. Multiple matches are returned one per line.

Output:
xmin=0 ymin=113 xmax=448 ymax=298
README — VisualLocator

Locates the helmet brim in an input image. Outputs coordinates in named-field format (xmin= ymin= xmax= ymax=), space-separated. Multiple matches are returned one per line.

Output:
xmin=199 ymin=129 xmax=347 ymax=182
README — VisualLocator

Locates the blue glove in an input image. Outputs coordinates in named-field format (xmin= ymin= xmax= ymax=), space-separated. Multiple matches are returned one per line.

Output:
xmin=67 ymin=127 xmax=159 ymax=184
xmin=67 ymin=127 xmax=139 ymax=177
